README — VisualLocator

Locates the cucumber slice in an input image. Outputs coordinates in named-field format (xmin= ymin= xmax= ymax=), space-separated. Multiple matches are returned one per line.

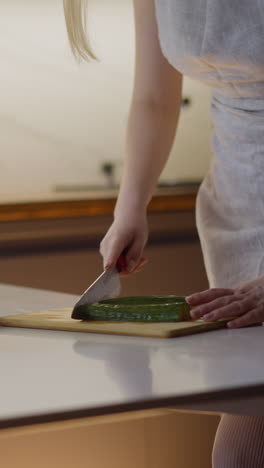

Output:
xmin=72 ymin=296 xmax=191 ymax=322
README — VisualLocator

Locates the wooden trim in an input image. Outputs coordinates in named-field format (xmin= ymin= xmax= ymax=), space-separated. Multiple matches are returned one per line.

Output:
xmin=0 ymin=193 xmax=196 ymax=222
xmin=0 ymin=210 xmax=198 ymax=255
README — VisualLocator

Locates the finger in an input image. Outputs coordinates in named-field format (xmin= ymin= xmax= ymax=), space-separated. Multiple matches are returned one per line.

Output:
xmin=120 ymin=257 xmax=147 ymax=275
xmin=227 ymin=305 xmax=264 ymax=328
xmin=99 ymin=238 xmax=114 ymax=269
xmin=202 ymin=295 xmax=254 ymax=322
xmin=125 ymin=241 xmax=145 ymax=273
xmin=132 ymin=265 xmax=145 ymax=274
xmin=190 ymin=293 xmax=245 ymax=319
xmin=137 ymin=257 xmax=148 ymax=268
xmin=186 ymin=288 xmax=234 ymax=306
xmin=101 ymin=237 xmax=129 ymax=270
xmin=134 ymin=259 xmax=148 ymax=273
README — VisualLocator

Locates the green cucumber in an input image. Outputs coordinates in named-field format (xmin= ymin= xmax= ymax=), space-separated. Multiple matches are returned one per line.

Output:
xmin=100 ymin=295 xmax=187 ymax=305
xmin=72 ymin=295 xmax=191 ymax=322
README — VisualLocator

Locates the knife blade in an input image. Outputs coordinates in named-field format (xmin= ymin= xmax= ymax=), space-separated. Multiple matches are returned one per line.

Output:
xmin=72 ymin=257 xmax=126 ymax=319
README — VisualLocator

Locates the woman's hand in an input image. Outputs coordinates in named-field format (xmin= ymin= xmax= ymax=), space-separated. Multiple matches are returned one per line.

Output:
xmin=100 ymin=209 xmax=148 ymax=275
xmin=187 ymin=276 xmax=264 ymax=328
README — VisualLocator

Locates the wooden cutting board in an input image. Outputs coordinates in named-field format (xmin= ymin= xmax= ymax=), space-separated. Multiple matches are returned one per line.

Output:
xmin=0 ymin=308 xmax=229 ymax=338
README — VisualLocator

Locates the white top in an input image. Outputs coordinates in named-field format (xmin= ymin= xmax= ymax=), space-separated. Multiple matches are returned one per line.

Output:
xmin=1 ymin=284 xmax=264 ymax=428
xmin=154 ymin=0 xmax=264 ymax=288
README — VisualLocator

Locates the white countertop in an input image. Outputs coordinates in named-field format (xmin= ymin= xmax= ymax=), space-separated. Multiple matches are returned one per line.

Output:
xmin=1 ymin=283 xmax=264 ymax=428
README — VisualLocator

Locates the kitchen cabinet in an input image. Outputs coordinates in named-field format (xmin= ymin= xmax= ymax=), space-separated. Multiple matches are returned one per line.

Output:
xmin=0 ymin=211 xmax=208 ymax=296
xmin=0 ymin=411 xmax=219 ymax=468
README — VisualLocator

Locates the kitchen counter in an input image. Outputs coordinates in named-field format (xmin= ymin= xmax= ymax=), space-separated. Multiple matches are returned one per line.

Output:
xmin=1 ymin=283 xmax=264 ymax=429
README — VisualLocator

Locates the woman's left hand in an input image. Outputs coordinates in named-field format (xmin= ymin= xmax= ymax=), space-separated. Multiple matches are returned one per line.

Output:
xmin=187 ymin=276 xmax=264 ymax=328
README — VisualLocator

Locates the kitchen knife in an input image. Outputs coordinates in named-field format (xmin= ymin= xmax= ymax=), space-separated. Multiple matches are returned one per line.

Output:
xmin=71 ymin=257 xmax=126 ymax=319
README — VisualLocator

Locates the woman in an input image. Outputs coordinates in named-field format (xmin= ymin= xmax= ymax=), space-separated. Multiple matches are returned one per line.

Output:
xmin=64 ymin=1 xmax=264 ymax=466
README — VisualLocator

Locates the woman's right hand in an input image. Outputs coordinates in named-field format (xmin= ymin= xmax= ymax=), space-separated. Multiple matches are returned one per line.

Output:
xmin=100 ymin=209 xmax=149 ymax=274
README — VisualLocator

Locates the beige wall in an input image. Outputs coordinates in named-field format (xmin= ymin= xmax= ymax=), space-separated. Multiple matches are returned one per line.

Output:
xmin=0 ymin=0 xmax=211 ymax=203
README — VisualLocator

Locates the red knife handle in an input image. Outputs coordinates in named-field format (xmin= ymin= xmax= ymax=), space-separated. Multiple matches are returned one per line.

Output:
xmin=116 ymin=255 xmax=127 ymax=272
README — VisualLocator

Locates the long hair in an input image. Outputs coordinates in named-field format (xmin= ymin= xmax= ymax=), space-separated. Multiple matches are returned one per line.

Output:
xmin=63 ymin=0 xmax=96 ymax=61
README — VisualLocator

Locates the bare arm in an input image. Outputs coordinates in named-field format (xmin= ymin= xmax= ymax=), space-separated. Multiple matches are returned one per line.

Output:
xmin=100 ymin=0 xmax=182 ymax=271
xmin=115 ymin=0 xmax=182 ymax=215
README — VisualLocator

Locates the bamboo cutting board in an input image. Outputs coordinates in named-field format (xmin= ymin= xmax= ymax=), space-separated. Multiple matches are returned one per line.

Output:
xmin=0 ymin=308 xmax=229 ymax=338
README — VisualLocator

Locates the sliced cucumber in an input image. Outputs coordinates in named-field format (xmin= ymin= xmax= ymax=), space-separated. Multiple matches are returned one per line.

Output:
xmin=72 ymin=295 xmax=191 ymax=322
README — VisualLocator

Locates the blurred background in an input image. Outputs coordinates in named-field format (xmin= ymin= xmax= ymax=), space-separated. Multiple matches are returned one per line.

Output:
xmin=0 ymin=0 xmax=213 ymax=297
xmin=0 ymin=0 xmax=212 ymax=202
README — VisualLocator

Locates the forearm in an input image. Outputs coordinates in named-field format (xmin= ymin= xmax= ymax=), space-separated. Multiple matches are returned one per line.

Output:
xmin=115 ymin=92 xmax=182 ymax=216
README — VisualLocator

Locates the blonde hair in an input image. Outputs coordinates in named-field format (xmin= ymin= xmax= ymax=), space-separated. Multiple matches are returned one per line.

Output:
xmin=63 ymin=0 xmax=96 ymax=61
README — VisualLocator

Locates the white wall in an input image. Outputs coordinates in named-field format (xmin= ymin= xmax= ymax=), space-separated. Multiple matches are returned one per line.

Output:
xmin=0 ymin=0 xmax=212 ymax=202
